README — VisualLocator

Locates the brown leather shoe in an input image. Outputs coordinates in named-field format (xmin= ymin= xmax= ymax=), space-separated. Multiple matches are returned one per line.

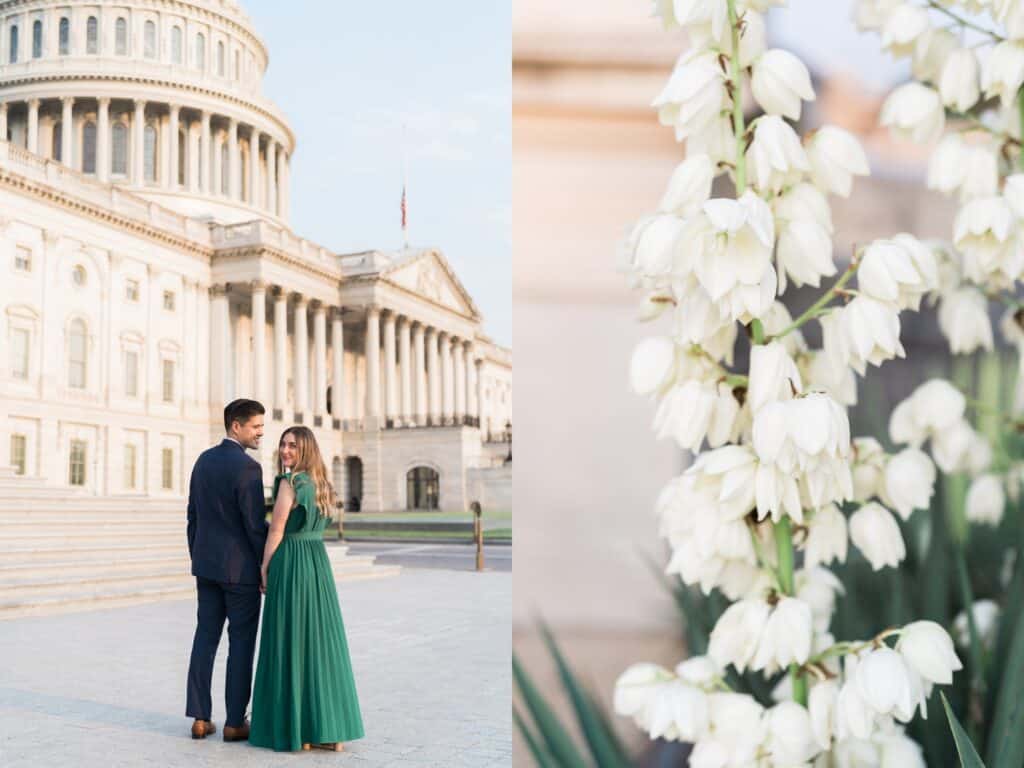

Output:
xmin=191 ymin=719 xmax=216 ymax=739
xmin=223 ymin=719 xmax=250 ymax=742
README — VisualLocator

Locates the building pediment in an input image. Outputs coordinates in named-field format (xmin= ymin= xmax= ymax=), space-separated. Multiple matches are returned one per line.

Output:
xmin=381 ymin=250 xmax=480 ymax=321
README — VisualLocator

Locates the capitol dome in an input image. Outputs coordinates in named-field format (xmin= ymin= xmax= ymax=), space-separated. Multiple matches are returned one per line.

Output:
xmin=0 ymin=0 xmax=295 ymax=224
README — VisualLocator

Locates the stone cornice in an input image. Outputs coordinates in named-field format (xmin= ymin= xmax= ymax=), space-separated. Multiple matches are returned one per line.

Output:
xmin=0 ymin=72 xmax=293 ymax=146
xmin=210 ymin=244 xmax=342 ymax=285
xmin=0 ymin=164 xmax=213 ymax=258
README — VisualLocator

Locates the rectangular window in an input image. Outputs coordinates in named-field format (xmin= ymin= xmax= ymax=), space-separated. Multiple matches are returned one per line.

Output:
xmin=69 ymin=439 xmax=86 ymax=486
xmin=32 ymin=20 xmax=42 ymax=58
xmin=162 ymin=359 xmax=174 ymax=402
xmin=126 ymin=279 xmax=139 ymax=301
xmin=86 ymin=16 xmax=98 ymax=55
xmin=124 ymin=350 xmax=138 ymax=397
xmin=163 ymin=290 xmax=175 ymax=310
xmin=144 ymin=20 xmax=156 ymax=59
xmin=15 ymin=245 xmax=31 ymax=271
xmin=161 ymin=447 xmax=173 ymax=490
xmin=10 ymin=434 xmax=26 ymax=475
xmin=123 ymin=444 xmax=137 ymax=489
xmin=11 ymin=328 xmax=29 ymax=379
xmin=58 ymin=17 xmax=69 ymax=55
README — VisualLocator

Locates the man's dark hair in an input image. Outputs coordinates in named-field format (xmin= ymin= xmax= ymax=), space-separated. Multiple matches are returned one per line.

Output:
xmin=224 ymin=399 xmax=265 ymax=432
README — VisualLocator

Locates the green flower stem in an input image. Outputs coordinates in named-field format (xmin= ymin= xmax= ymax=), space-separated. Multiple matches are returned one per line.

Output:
xmin=750 ymin=319 xmax=765 ymax=345
xmin=726 ymin=0 xmax=746 ymax=195
xmin=771 ymin=260 xmax=858 ymax=341
xmin=775 ymin=517 xmax=808 ymax=706
xmin=926 ymin=0 xmax=1003 ymax=40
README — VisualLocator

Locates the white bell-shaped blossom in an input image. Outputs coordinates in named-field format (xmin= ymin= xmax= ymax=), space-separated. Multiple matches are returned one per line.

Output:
xmin=857 ymin=237 xmax=935 ymax=311
xmin=880 ymin=4 xmax=930 ymax=58
xmin=852 ymin=436 xmax=887 ymax=502
xmin=966 ymin=473 xmax=1006 ymax=525
xmin=926 ymin=133 xmax=968 ymax=196
xmin=953 ymin=600 xmax=1000 ymax=650
xmin=982 ymin=40 xmax=1024 ymax=106
xmin=774 ymin=181 xmax=834 ymax=234
xmin=653 ymin=378 xmax=741 ymax=452
xmin=659 ymin=153 xmax=715 ymax=216
xmin=853 ymin=0 xmax=902 ymax=32
xmin=657 ymin=0 xmax=728 ymax=38
xmin=808 ymin=680 xmax=838 ymax=751
xmin=671 ymin=278 xmax=735 ymax=356
xmin=709 ymin=597 xmax=772 ymax=673
xmin=622 ymin=214 xmax=685 ymax=279
xmin=759 ymin=301 xmax=807 ymax=356
xmin=880 ymin=731 xmax=928 ymax=768
xmin=996 ymin=0 xmax=1024 ymax=39
xmin=690 ymin=192 xmax=778 ymax=322
xmin=821 ymin=295 xmax=905 ymax=377
xmin=896 ymin=620 xmax=963 ymax=687
xmin=938 ymin=287 xmax=994 ymax=355
xmin=687 ymin=113 xmax=735 ymax=166
xmin=939 ymin=48 xmax=981 ymax=112
xmin=927 ymin=136 xmax=1000 ymax=203
xmin=689 ymin=693 xmax=766 ymax=768
xmin=806 ymin=125 xmax=870 ymax=198
xmin=765 ymin=701 xmax=821 ymax=765
xmin=881 ymin=448 xmax=936 ymax=521
xmin=748 ymin=341 xmax=802 ymax=414
xmin=931 ymin=419 xmax=985 ymax=474
xmin=691 ymin=8 xmax=766 ymax=68
xmin=880 ymin=82 xmax=944 ymax=144
xmin=953 ymin=196 xmax=1019 ymax=288
xmin=803 ymin=503 xmax=849 ymax=569
xmin=750 ymin=48 xmax=815 ymax=121
xmin=912 ymin=27 xmax=958 ymax=83
xmin=752 ymin=596 xmax=814 ymax=673
xmin=802 ymin=348 xmax=859 ymax=407
xmin=746 ymin=115 xmax=811 ymax=193
xmin=775 ymin=216 xmax=837 ymax=293
xmin=796 ymin=566 xmax=845 ymax=633
xmin=850 ymin=502 xmax=906 ymax=571
xmin=834 ymin=661 xmax=878 ymax=741
xmin=629 ymin=336 xmax=676 ymax=395
xmin=654 ymin=50 xmax=728 ymax=141
xmin=854 ymin=646 xmax=923 ymax=722
xmin=889 ymin=378 xmax=966 ymax=447
xmin=613 ymin=662 xmax=711 ymax=742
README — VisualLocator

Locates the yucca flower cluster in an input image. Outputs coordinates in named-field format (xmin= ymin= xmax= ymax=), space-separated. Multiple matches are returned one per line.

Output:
xmin=613 ymin=1 xmax=970 ymax=764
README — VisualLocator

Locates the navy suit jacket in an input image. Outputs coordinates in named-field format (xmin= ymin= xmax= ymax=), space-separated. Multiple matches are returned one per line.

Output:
xmin=186 ymin=439 xmax=268 ymax=585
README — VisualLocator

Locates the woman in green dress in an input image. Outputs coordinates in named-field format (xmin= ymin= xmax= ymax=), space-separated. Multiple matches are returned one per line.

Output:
xmin=248 ymin=425 xmax=365 ymax=752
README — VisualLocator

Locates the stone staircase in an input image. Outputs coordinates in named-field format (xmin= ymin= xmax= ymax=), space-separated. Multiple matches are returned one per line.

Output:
xmin=0 ymin=495 xmax=401 ymax=619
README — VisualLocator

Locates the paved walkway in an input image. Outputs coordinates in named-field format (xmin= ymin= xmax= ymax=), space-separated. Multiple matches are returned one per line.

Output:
xmin=0 ymin=569 xmax=511 ymax=767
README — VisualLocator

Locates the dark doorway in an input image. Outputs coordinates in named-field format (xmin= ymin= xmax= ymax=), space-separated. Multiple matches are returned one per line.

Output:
xmin=406 ymin=466 xmax=440 ymax=510
xmin=345 ymin=456 xmax=363 ymax=511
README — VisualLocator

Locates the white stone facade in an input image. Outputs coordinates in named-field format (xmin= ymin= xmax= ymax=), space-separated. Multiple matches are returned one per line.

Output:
xmin=0 ymin=0 xmax=511 ymax=512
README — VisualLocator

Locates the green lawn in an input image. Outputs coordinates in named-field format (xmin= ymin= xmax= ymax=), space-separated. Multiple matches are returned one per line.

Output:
xmin=346 ymin=509 xmax=512 ymax=522
xmin=342 ymin=528 xmax=512 ymax=542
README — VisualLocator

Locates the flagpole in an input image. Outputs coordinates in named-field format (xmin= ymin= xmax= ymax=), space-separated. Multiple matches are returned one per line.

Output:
xmin=401 ymin=122 xmax=408 ymax=251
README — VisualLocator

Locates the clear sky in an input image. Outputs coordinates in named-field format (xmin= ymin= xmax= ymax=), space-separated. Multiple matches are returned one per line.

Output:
xmin=243 ymin=1 xmax=512 ymax=347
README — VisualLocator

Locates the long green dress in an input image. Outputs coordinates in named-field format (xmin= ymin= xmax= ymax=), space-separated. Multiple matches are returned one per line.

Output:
xmin=249 ymin=471 xmax=365 ymax=751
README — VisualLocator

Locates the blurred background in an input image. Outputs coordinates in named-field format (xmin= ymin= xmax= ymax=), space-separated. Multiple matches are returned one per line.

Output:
xmin=512 ymin=0 xmax=964 ymax=763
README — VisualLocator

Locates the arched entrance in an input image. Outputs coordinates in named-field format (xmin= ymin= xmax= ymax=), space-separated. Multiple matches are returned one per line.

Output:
xmin=345 ymin=456 xmax=363 ymax=512
xmin=406 ymin=466 xmax=440 ymax=510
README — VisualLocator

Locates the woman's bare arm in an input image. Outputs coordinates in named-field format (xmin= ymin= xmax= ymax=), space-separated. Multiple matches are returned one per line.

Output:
xmin=260 ymin=479 xmax=293 ymax=591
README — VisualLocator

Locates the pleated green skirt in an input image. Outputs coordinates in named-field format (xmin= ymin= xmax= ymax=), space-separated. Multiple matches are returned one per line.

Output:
xmin=249 ymin=532 xmax=365 ymax=751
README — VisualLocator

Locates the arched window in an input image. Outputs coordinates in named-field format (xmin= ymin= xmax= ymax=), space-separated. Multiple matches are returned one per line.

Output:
xmin=195 ymin=32 xmax=205 ymax=70
xmin=406 ymin=466 xmax=439 ymax=510
xmin=144 ymin=123 xmax=157 ymax=182
xmin=115 ymin=18 xmax=127 ymax=55
xmin=68 ymin=318 xmax=87 ymax=389
xmin=220 ymin=140 xmax=228 ymax=194
xmin=52 ymin=121 xmax=62 ymax=161
xmin=8 ymin=25 xmax=18 ymax=63
xmin=144 ymin=20 xmax=156 ymax=58
xmin=216 ymin=40 xmax=224 ymax=75
xmin=58 ymin=17 xmax=69 ymax=55
xmin=171 ymin=26 xmax=182 ymax=64
xmin=86 ymin=16 xmax=98 ymax=54
xmin=82 ymin=121 xmax=96 ymax=173
xmin=111 ymin=122 xmax=128 ymax=175
xmin=177 ymin=128 xmax=187 ymax=185
xmin=32 ymin=19 xmax=42 ymax=58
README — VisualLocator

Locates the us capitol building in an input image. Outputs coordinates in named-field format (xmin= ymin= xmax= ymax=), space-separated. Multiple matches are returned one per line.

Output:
xmin=0 ymin=0 xmax=512 ymax=513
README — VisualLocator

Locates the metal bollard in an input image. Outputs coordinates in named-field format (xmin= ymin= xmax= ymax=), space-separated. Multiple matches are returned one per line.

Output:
xmin=470 ymin=501 xmax=484 ymax=571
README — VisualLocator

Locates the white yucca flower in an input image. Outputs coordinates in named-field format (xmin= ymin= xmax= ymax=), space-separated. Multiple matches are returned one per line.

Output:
xmin=912 ymin=27 xmax=959 ymax=83
xmin=857 ymin=236 xmax=936 ymax=311
xmin=851 ymin=436 xmax=887 ymax=502
xmin=806 ymin=125 xmax=870 ymax=198
xmin=689 ymin=693 xmax=766 ymax=767
xmin=854 ymin=646 xmax=925 ymax=721
xmin=881 ymin=447 xmax=936 ymax=521
xmin=966 ymin=473 xmax=1006 ymax=526
xmin=746 ymin=115 xmax=811 ymax=192
xmin=759 ymin=301 xmax=808 ymax=356
xmin=880 ymin=82 xmax=945 ymax=143
xmin=853 ymin=0 xmax=902 ymax=32
xmin=897 ymin=620 xmax=964 ymax=687
xmin=775 ymin=217 xmax=837 ymax=293
xmin=889 ymin=378 xmax=966 ymax=447
xmin=802 ymin=348 xmax=859 ymax=406
xmin=953 ymin=600 xmax=1000 ymax=650
xmin=629 ymin=336 xmax=676 ymax=395
xmin=750 ymin=48 xmax=816 ymax=121
xmin=621 ymin=214 xmax=685 ymax=280
xmin=687 ymin=113 xmax=736 ymax=166
xmin=803 ymin=503 xmax=849 ymax=569
xmin=689 ymin=9 xmax=766 ymax=68
xmin=709 ymin=597 xmax=773 ymax=673
xmin=764 ymin=701 xmax=822 ymax=765
xmin=995 ymin=0 xmax=1024 ymax=39
xmin=953 ymin=196 xmax=1019 ymax=288
xmin=613 ymin=662 xmax=711 ymax=742
xmin=808 ymin=679 xmax=838 ymax=750
xmin=983 ymin=40 xmax=1024 ymax=106
xmin=653 ymin=378 xmax=741 ymax=451
xmin=820 ymin=295 xmax=905 ymax=377
xmin=850 ymin=502 xmax=906 ymax=571
xmin=796 ymin=566 xmax=845 ymax=633
xmin=773 ymin=181 xmax=834 ymax=234
xmin=654 ymin=50 xmax=728 ymax=141
xmin=939 ymin=47 xmax=981 ymax=112
xmin=658 ymin=153 xmax=715 ymax=216
xmin=938 ymin=287 xmax=995 ymax=355
xmin=880 ymin=4 xmax=930 ymax=58
xmin=748 ymin=341 xmax=803 ymax=414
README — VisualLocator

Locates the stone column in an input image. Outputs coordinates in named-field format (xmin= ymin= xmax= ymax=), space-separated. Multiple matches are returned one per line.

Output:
xmin=364 ymin=305 xmax=381 ymax=430
xmin=209 ymin=284 xmax=229 ymax=405
xmin=188 ymin=117 xmax=200 ymax=194
xmin=465 ymin=342 xmax=477 ymax=423
xmin=97 ymin=97 xmax=110 ymax=181
xmin=272 ymin=287 xmax=287 ymax=420
xmin=212 ymin=129 xmax=223 ymax=195
xmin=249 ymin=128 xmax=260 ymax=206
xmin=426 ymin=327 xmax=440 ymax=425
xmin=132 ymin=99 xmax=145 ymax=185
xmin=453 ymin=339 xmax=466 ymax=423
xmin=293 ymin=294 xmax=309 ymax=419
xmin=440 ymin=332 xmax=453 ymax=424
xmin=27 ymin=99 xmax=39 ymax=154
xmin=199 ymin=110 xmax=211 ymax=194
xmin=398 ymin=316 xmax=412 ymax=425
xmin=168 ymin=105 xmax=179 ymax=189
xmin=251 ymin=281 xmax=266 ymax=402
xmin=382 ymin=310 xmax=397 ymax=427
xmin=280 ymin=151 xmax=290 ymax=220
xmin=60 ymin=97 xmax=73 ymax=166
xmin=475 ymin=359 xmax=485 ymax=432
xmin=228 ymin=117 xmax=239 ymax=199
xmin=330 ymin=307 xmax=344 ymax=425
xmin=266 ymin=137 xmax=277 ymax=215
xmin=0 ymin=102 xmax=7 ymax=142
xmin=313 ymin=302 xmax=327 ymax=425
xmin=413 ymin=322 xmax=427 ymax=426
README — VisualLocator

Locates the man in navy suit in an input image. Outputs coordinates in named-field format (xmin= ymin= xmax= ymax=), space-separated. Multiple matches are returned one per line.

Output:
xmin=185 ymin=399 xmax=268 ymax=741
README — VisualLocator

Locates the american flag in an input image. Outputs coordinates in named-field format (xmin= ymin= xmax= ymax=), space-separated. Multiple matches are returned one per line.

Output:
xmin=401 ymin=184 xmax=407 ymax=231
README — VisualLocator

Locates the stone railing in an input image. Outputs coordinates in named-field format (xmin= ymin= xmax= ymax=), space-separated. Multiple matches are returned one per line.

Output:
xmin=0 ymin=139 xmax=211 ymax=243
xmin=210 ymin=218 xmax=340 ymax=273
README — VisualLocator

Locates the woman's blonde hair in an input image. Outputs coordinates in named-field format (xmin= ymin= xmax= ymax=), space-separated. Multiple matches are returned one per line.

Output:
xmin=276 ymin=426 xmax=336 ymax=516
